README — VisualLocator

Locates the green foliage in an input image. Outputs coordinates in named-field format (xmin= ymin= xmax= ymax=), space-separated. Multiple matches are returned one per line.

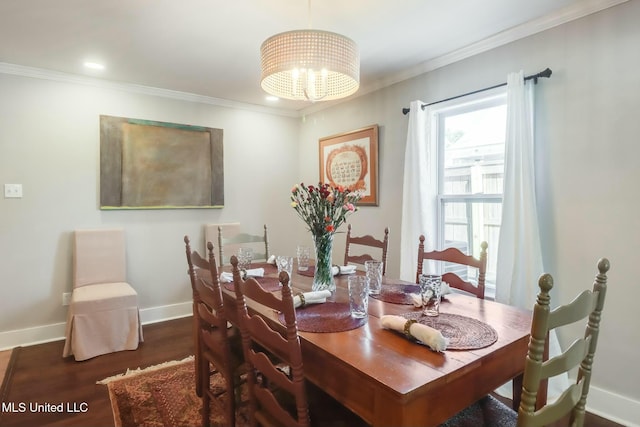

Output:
xmin=290 ymin=182 xmax=361 ymax=237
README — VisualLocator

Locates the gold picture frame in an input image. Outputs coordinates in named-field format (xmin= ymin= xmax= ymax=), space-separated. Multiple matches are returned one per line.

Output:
xmin=319 ymin=125 xmax=378 ymax=206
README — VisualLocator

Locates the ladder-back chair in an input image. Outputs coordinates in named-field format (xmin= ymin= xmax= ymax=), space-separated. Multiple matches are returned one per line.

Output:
xmin=185 ymin=236 xmax=244 ymax=426
xmin=230 ymin=256 xmax=368 ymax=427
xmin=416 ymin=235 xmax=488 ymax=299
xmin=343 ymin=224 xmax=390 ymax=275
xmin=218 ymin=224 xmax=269 ymax=266
xmin=440 ymin=258 xmax=610 ymax=427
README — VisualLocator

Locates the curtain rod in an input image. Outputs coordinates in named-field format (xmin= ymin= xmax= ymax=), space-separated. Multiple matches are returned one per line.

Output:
xmin=402 ymin=67 xmax=552 ymax=115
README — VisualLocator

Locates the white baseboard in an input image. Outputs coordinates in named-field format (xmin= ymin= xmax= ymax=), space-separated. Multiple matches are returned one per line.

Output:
xmin=138 ymin=301 xmax=192 ymax=325
xmin=588 ymin=385 xmax=640 ymax=427
xmin=1 ymin=302 xmax=638 ymax=426
xmin=0 ymin=302 xmax=192 ymax=351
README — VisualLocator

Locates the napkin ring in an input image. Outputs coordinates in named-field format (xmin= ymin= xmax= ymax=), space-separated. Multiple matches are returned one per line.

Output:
xmin=296 ymin=292 xmax=306 ymax=307
xmin=403 ymin=319 xmax=417 ymax=340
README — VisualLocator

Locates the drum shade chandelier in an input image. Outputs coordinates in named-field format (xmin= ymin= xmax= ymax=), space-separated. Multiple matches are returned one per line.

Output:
xmin=260 ymin=3 xmax=359 ymax=102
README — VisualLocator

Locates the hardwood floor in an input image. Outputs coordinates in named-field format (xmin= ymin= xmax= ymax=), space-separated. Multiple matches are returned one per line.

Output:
xmin=0 ymin=316 xmax=623 ymax=427
xmin=0 ymin=316 xmax=194 ymax=427
xmin=0 ymin=349 xmax=12 ymax=381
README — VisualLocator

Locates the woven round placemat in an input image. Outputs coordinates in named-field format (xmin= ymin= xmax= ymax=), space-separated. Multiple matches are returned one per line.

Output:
xmin=223 ymin=276 xmax=281 ymax=293
xmin=371 ymin=283 xmax=420 ymax=305
xmin=399 ymin=312 xmax=498 ymax=350
xmin=278 ymin=302 xmax=367 ymax=333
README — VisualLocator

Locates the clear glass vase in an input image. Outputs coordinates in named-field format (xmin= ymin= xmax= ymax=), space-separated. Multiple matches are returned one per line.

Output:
xmin=312 ymin=233 xmax=335 ymax=292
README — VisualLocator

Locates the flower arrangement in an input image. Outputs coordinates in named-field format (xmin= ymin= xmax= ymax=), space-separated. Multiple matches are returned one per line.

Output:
xmin=290 ymin=182 xmax=362 ymax=291
xmin=290 ymin=182 xmax=361 ymax=237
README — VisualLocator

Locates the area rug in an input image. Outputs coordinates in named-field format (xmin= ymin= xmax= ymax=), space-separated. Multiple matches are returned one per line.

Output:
xmin=98 ymin=356 xmax=249 ymax=427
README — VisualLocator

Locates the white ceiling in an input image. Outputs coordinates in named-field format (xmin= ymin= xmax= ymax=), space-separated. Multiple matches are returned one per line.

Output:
xmin=0 ymin=0 xmax=626 ymax=113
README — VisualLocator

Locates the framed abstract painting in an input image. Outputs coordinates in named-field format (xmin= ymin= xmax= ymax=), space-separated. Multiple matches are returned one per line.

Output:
xmin=100 ymin=115 xmax=224 ymax=209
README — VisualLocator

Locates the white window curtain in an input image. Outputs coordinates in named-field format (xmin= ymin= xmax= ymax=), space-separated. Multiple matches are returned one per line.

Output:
xmin=495 ymin=70 xmax=568 ymax=400
xmin=400 ymin=100 xmax=437 ymax=282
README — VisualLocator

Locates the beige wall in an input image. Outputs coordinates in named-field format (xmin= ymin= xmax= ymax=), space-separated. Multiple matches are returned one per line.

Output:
xmin=300 ymin=1 xmax=640 ymax=424
xmin=1 ymin=1 xmax=638 ymax=424
xmin=0 ymin=73 xmax=301 ymax=331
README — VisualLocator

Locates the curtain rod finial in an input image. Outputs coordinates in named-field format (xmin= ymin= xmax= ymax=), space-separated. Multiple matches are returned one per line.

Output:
xmin=533 ymin=68 xmax=552 ymax=84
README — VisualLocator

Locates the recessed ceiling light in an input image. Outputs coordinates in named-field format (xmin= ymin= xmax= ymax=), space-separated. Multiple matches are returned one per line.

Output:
xmin=84 ymin=62 xmax=105 ymax=70
xmin=265 ymin=95 xmax=279 ymax=102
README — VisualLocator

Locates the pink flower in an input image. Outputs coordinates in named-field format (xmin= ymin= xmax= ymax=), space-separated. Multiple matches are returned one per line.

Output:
xmin=289 ymin=181 xmax=361 ymax=236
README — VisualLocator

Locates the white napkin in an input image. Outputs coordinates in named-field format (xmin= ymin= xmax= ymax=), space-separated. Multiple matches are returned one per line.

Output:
xmin=410 ymin=282 xmax=452 ymax=307
xmin=331 ymin=265 xmax=357 ymax=275
xmin=220 ymin=268 xmax=265 ymax=283
xmin=267 ymin=255 xmax=276 ymax=265
xmin=293 ymin=290 xmax=331 ymax=308
xmin=381 ymin=315 xmax=449 ymax=352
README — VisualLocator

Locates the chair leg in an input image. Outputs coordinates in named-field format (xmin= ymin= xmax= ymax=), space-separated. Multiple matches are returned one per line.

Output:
xmin=202 ymin=376 xmax=211 ymax=427
xmin=201 ymin=360 xmax=211 ymax=427
xmin=195 ymin=352 xmax=205 ymax=398
xmin=194 ymin=313 xmax=202 ymax=397
xmin=224 ymin=370 xmax=236 ymax=427
xmin=512 ymin=375 xmax=523 ymax=411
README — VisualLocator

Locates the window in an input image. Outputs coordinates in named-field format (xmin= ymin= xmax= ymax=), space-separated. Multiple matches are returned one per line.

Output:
xmin=433 ymin=91 xmax=507 ymax=298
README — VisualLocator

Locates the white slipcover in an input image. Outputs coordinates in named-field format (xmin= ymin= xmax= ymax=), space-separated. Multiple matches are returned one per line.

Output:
xmin=62 ymin=228 xmax=143 ymax=361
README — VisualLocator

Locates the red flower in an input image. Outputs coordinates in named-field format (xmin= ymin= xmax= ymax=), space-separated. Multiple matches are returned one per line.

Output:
xmin=290 ymin=181 xmax=362 ymax=237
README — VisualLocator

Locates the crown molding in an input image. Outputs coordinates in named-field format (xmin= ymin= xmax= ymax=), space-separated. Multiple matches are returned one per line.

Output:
xmin=302 ymin=0 xmax=629 ymax=115
xmin=1 ymin=0 xmax=628 ymax=119
xmin=377 ymin=0 xmax=629 ymax=90
xmin=0 ymin=62 xmax=299 ymax=118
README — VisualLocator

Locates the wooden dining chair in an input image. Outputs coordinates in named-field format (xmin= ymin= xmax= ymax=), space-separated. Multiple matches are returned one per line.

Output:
xmin=231 ymin=255 xmax=309 ymax=427
xmin=439 ymin=258 xmax=610 ymax=427
xmin=184 ymin=235 xmax=207 ymax=397
xmin=230 ymin=255 xmax=369 ymax=427
xmin=218 ymin=224 xmax=270 ymax=266
xmin=343 ymin=224 xmax=390 ymax=275
xmin=416 ymin=235 xmax=488 ymax=299
xmin=184 ymin=236 xmax=245 ymax=426
xmin=205 ymin=222 xmax=240 ymax=254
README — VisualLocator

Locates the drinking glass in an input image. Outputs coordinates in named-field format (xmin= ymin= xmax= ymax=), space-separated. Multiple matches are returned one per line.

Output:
xmin=237 ymin=247 xmax=253 ymax=271
xmin=419 ymin=274 xmax=442 ymax=316
xmin=276 ymin=255 xmax=294 ymax=285
xmin=296 ymin=245 xmax=311 ymax=271
xmin=348 ymin=275 xmax=369 ymax=319
xmin=364 ymin=260 xmax=383 ymax=295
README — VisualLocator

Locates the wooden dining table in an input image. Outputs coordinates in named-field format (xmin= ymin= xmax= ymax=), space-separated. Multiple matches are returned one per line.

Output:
xmin=213 ymin=263 xmax=532 ymax=427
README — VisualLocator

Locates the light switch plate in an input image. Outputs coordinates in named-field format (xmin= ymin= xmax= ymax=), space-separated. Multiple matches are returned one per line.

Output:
xmin=4 ymin=184 xmax=23 ymax=198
